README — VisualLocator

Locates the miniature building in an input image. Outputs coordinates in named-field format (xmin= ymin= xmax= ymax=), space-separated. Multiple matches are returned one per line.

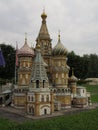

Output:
xmin=13 ymin=10 xmax=91 ymax=116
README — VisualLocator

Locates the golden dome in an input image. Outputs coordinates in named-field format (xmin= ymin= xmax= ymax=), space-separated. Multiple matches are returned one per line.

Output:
xmin=41 ymin=9 xmax=47 ymax=19
xmin=52 ymin=33 xmax=67 ymax=56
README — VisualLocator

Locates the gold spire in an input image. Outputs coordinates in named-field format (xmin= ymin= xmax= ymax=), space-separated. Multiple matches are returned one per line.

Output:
xmin=41 ymin=8 xmax=47 ymax=19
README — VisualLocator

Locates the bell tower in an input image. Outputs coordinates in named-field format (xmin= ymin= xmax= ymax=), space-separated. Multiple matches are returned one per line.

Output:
xmin=36 ymin=10 xmax=52 ymax=69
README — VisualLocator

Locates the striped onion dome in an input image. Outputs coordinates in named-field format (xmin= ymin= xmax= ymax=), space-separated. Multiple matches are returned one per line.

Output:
xmin=69 ymin=75 xmax=78 ymax=82
xmin=52 ymin=33 xmax=67 ymax=56
xmin=69 ymin=69 xmax=78 ymax=82
xmin=18 ymin=35 xmax=34 ymax=57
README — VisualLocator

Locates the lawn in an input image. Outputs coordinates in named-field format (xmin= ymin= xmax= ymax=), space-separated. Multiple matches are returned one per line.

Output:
xmin=83 ymin=84 xmax=98 ymax=93
xmin=80 ymin=84 xmax=98 ymax=103
xmin=0 ymin=109 xmax=98 ymax=130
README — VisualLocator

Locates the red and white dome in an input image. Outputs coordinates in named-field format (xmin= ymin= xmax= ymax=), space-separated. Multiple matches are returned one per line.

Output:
xmin=18 ymin=38 xmax=34 ymax=57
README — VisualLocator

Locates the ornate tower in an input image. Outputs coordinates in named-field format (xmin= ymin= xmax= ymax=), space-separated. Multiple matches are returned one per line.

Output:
xmin=36 ymin=10 xmax=52 ymax=79
xmin=13 ymin=35 xmax=35 ymax=108
xmin=26 ymin=44 xmax=54 ymax=116
xmin=30 ymin=44 xmax=49 ymax=88
xmin=36 ymin=10 xmax=52 ymax=56
xmin=17 ymin=34 xmax=35 ymax=87
xmin=68 ymin=69 xmax=78 ymax=97
xmin=52 ymin=33 xmax=69 ymax=88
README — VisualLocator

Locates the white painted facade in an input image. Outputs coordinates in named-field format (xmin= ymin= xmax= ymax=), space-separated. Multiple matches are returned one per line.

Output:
xmin=40 ymin=104 xmax=51 ymax=115
xmin=76 ymin=87 xmax=87 ymax=97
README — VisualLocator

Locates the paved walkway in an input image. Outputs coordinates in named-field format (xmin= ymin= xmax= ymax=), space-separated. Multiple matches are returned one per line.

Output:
xmin=0 ymin=103 xmax=98 ymax=122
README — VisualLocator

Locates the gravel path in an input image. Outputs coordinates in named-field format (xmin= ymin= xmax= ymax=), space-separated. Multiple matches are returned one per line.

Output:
xmin=0 ymin=103 xmax=98 ymax=123
xmin=0 ymin=108 xmax=31 ymax=123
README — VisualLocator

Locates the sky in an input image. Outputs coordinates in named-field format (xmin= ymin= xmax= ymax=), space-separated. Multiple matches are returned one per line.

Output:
xmin=0 ymin=0 xmax=98 ymax=56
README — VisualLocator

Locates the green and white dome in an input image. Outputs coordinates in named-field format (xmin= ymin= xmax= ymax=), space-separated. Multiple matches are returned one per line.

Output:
xmin=52 ymin=34 xmax=67 ymax=56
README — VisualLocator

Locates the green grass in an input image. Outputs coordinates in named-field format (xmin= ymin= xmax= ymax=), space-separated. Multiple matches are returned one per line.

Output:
xmin=0 ymin=109 xmax=98 ymax=130
xmin=91 ymin=94 xmax=98 ymax=103
xmin=0 ymin=117 xmax=16 ymax=130
xmin=79 ymin=84 xmax=98 ymax=103
xmin=82 ymin=84 xmax=98 ymax=93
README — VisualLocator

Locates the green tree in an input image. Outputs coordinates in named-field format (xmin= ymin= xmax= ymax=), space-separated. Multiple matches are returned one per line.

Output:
xmin=0 ymin=43 xmax=15 ymax=81
xmin=86 ymin=54 xmax=98 ymax=78
xmin=67 ymin=51 xmax=82 ymax=78
xmin=67 ymin=52 xmax=98 ymax=79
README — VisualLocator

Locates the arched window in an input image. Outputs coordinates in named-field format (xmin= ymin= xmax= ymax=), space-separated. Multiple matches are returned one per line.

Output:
xmin=28 ymin=96 xmax=30 ymax=101
xmin=41 ymin=95 xmax=44 ymax=102
xmin=62 ymin=73 xmax=64 ymax=78
xmin=46 ymin=95 xmax=49 ymax=102
xmin=36 ymin=80 xmax=39 ymax=88
xmin=23 ymin=62 xmax=26 ymax=67
xmin=29 ymin=106 xmax=34 ymax=114
xmin=32 ymin=96 xmax=33 ymax=101
xmin=56 ymin=73 xmax=58 ymax=78
xmin=43 ymin=80 xmax=45 ymax=88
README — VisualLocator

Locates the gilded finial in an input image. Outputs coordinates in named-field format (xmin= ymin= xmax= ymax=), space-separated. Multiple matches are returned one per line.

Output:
xmin=36 ymin=43 xmax=40 ymax=49
xmin=43 ymin=6 xmax=45 ymax=14
xmin=58 ymin=30 xmax=61 ymax=41
xmin=25 ymin=32 xmax=27 ymax=44
xmin=41 ymin=7 xmax=47 ymax=19
xmin=58 ymin=30 xmax=60 ymax=38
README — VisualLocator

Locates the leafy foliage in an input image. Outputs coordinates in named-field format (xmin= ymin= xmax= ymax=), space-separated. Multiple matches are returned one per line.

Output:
xmin=0 ymin=43 xmax=15 ymax=81
xmin=67 ymin=51 xmax=98 ymax=79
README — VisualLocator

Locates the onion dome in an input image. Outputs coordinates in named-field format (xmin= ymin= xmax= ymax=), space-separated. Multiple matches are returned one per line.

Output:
xmin=41 ymin=8 xmax=47 ymax=20
xmin=36 ymin=9 xmax=51 ymax=41
xmin=52 ymin=33 xmax=67 ymax=56
xmin=18 ymin=33 xmax=34 ymax=57
xmin=69 ymin=69 xmax=78 ymax=82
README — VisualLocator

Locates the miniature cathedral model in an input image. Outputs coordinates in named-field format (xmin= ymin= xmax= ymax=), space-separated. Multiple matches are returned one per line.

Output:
xmin=13 ymin=10 xmax=91 ymax=116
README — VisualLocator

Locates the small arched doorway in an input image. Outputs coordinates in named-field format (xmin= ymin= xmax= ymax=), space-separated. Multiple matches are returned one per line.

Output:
xmin=44 ymin=109 xmax=47 ymax=115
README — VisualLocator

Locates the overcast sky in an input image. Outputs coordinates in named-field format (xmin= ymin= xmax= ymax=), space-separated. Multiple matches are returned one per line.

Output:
xmin=0 ymin=0 xmax=98 ymax=55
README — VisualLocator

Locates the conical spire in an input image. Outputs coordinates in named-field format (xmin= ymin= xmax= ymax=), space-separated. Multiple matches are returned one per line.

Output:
xmin=36 ymin=10 xmax=50 ymax=40
xmin=30 ymin=43 xmax=48 ymax=82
